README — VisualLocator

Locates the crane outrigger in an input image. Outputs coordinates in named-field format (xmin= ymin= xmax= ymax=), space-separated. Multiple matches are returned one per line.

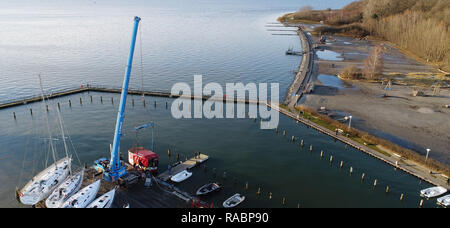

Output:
xmin=94 ymin=16 xmax=141 ymax=183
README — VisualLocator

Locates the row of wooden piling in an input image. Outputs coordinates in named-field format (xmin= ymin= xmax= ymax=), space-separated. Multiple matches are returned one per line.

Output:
xmin=11 ymin=95 xmax=170 ymax=120
xmin=272 ymin=127 xmax=428 ymax=207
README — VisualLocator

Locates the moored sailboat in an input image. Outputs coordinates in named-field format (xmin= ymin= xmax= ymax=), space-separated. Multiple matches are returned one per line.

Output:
xmin=45 ymin=169 xmax=84 ymax=208
xmin=16 ymin=75 xmax=72 ymax=206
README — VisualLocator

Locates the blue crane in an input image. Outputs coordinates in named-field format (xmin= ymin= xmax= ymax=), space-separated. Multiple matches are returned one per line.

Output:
xmin=94 ymin=16 xmax=141 ymax=183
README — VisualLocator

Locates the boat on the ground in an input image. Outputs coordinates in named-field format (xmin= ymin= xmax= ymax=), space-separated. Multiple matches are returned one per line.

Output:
xmin=437 ymin=194 xmax=450 ymax=207
xmin=170 ymin=170 xmax=192 ymax=183
xmin=45 ymin=169 xmax=84 ymax=208
xmin=61 ymin=180 xmax=101 ymax=208
xmin=87 ymin=187 xmax=117 ymax=208
xmin=420 ymin=186 xmax=447 ymax=198
xmin=196 ymin=183 xmax=222 ymax=196
xmin=17 ymin=157 xmax=71 ymax=206
xmin=223 ymin=193 xmax=245 ymax=208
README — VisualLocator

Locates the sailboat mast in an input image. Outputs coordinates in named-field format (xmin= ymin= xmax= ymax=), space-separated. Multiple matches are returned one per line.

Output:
xmin=38 ymin=75 xmax=57 ymax=166
xmin=56 ymin=106 xmax=71 ymax=173
xmin=109 ymin=16 xmax=141 ymax=178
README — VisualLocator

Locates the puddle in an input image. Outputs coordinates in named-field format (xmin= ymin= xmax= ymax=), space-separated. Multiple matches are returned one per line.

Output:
xmin=316 ymin=50 xmax=342 ymax=61
xmin=317 ymin=74 xmax=349 ymax=89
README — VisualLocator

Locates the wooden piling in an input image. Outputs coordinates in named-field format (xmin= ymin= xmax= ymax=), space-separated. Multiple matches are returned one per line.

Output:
xmin=385 ymin=186 xmax=390 ymax=193
xmin=69 ymin=100 xmax=72 ymax=107
xmin=80 ymin=97 xmax=82 ymax=105
xmin=340 ymin=161 xmax=343 ymax=168
xmin=46 ymin=105 xmax=48 ymax=112
xmin=168 ymin=149 xmax=171 ymax=157
xmin=245 ymin=182 xmax=248 ymax=191
xmin=90 ymin=96 xmax=93 ymax=103
xmin=419 ymin=199 xmax=424 ymax=208
xmin=291 ymin=136 xmax=295 ymax=142
xmin=329 ymin=155 xmax=333 ymax=163
xmin=373 ymin=179 xmax=378 ymax=188
xmin=166 ymin=102 xmax=168 ymax=109
xmin=100 ymin=96 xmax=103 ymax=103
xmin=283 ymin=130 xmax=286 ymax=136
xmin=154 ymin=101 xmax=156 ymax=107
xmin=350 ymin=167 xmax=353 ymax=174
xmin=132 ymin=99 xmax=134 ymax=106
xmin=269 ymin=192 xmax=272 ymax=200
xmin=13 ymin=112 xmax=16 ymax=119
xmin=282 ymin=197 xmax=286 ymax=206
xmin=57 ymin=103 xmax=60 ymax=109
xmin=257 ymin=187 xmax=262 ymax=196
xmin=320 ymin=150 xmax=324 ymax=158
xmin=111 ymin=97 xmax=114 ymax=105
xmin=300 ymin=140 xmax=304 ymax=147
xmin=30 ymin=108 xmax=33 ymax=115
xmin=400 ymin=193 xmax=404 ymax=201
xmin=309 ymin=145 xmax=313 ymax=152
xmin=361 ymin=173 xmax=365 ymax=182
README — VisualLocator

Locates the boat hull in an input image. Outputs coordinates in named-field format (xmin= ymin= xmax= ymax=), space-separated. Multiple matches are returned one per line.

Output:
xmin=61 ymin=180 xmax=101 ymax=208
xmin=45 ymin=169 xmax=84 ymax=208
xmin=170 ymin=170 xmax=192 ymax=183
xmin=18 ymin=157 xmax=71 ymax=206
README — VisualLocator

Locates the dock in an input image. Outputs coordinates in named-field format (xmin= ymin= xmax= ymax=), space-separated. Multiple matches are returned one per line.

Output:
xmin=158 ymin=153 xmax=209 ymax=181
xmin=0 ymin=85 xmax=263 ymax=110
xmin=286 ymin=50 xmax=303 ymax=55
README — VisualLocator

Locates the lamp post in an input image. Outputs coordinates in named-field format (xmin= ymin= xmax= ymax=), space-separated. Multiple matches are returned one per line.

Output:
xmin=348 ymin=116 xmax=352 ymax=129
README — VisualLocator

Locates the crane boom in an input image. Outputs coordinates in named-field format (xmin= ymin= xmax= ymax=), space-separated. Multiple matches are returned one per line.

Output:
xmin=103 ymin=16 xmax=141 ymax=182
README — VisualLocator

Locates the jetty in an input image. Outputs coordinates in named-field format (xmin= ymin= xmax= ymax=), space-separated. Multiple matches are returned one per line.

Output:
xmin=0 ymin=84 xmax=262 ymax=110
xmin=158 ymin=153 xmax=209 ymax=181
xmin=269 ymin=103 xmax=450 ymax=188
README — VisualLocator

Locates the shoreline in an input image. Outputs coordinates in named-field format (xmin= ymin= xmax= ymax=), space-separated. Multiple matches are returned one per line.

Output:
xmin=277 ymin=21 xmax=449 ymax=187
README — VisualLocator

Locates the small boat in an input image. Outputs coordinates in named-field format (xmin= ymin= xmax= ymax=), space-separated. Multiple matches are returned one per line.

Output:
xmin=17 ymin=157 xmax=71 ymax=206
xmin=61 ymin=180 xmax=101 ymax=208
xmin=223 ymin=193 xmax=245 ymax=208
xmin=170 ymin=170 xmax=192 ymax=183
xmin=45 ymin=169 xmax=84 ymax=208
xmin=87 ymin=187 xmax=117 ymax=208
xmin=420 ymin=186 xmax=447 ymax=198
xmin=437 ymin=194 xmax=450 ymax=207
xmin=196 ymin=183 xmax=222 ymax=196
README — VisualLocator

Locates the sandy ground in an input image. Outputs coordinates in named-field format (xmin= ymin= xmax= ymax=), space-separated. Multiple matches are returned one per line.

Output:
xmin=300 ymin=33 xmax=450 ymax=164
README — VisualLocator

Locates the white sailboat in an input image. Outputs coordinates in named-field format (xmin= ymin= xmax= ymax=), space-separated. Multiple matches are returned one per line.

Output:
xmin=45 ymin=97 xmax=82 ymax=208
xmin=16 ymin=75 xmax=71 ymax=206
xmin=61 ymin=180 xmax=101 ymax=208
xmin=17 ymin=157 xmax=71 ymax=205
xmin=87 ymin=187 xmax=117 ymax=208
xmin=45 ymin=169 xmax=84 ymax=208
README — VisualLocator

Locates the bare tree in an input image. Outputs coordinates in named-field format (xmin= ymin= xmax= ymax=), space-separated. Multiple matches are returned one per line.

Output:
xmin=363 ymin=45 xmax=384 ymax=80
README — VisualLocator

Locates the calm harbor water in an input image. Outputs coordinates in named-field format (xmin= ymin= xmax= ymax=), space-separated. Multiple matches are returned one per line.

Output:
xmin=0 ymin=94 xmax=435 ymax=208
xmin=0 ymin=0 xmax=438 ymax=208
